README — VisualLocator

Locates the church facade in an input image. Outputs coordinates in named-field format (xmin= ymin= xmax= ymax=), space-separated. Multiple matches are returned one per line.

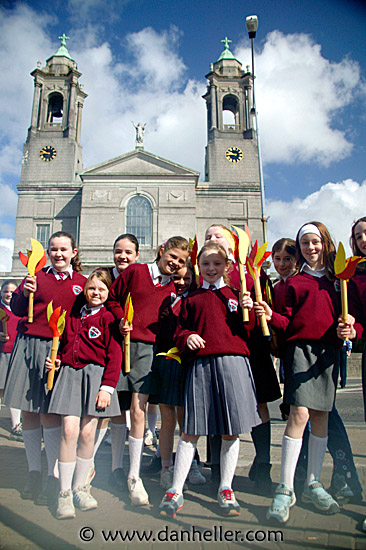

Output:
xmin=9 ymin=36 xmax=263 ymax=277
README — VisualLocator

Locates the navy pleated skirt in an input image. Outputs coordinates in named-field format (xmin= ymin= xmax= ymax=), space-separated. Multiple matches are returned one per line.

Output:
xmin=0 ymin=353 xmax=10 ymax=389
xmin=150 ymin=355 xmax=186 ymax=407
xmin=48 ymin=363 xmax=121 ymax=418
xmin=3 ymin=333 xmax=53 ymax=413
xmin=183 ymin=354 xmax=261 ymax=436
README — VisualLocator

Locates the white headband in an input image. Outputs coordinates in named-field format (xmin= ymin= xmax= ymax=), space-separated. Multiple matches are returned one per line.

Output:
xmin=298 ymin=224 xmax=322 ymax=241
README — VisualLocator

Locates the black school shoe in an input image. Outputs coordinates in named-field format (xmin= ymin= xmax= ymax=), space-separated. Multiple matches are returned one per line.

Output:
xmin=141 ymin=455 xmax=161 ymax=475
xmin=35 ymin=475 xmax=59 ymax=506
xmin=109 ymin=468 xmax=127 ymax=490
xmin=21 ymin=470 xmax=42 ymax=500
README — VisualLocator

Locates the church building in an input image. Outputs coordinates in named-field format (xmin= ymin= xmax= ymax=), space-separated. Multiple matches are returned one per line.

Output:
xmin=10 ymin=35 xmax=263 ymax=276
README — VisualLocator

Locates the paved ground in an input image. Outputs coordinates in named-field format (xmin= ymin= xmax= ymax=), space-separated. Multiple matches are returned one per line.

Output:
xmin=0 ymin=382 xmax=365 ymax=550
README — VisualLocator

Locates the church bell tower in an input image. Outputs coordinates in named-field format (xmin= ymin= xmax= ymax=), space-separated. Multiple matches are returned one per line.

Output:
xmin=196 ymin=37 xmax=263 ymax=242
xmin=11 ymin=35 xmax=87 ymax=276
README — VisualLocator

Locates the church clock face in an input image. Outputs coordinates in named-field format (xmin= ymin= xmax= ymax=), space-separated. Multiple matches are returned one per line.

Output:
xmin=225 ymin=146 xmax=243 ymax=163
xmin=39 ymin=145 xmax=57 ymax=162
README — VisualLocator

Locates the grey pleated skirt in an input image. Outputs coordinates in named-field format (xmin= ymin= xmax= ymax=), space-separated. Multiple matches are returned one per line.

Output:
xmin=48 ymin=363 xmax=121 ymax=417
xmin=0 ymin=353 xmax=10 ymax=389
xmin=284 ymin=342 xmax=339 ymax=411
xmin=150 ymin=355 xmax=186 ymax=407
xmin=3 ymin=333 xmax=53 ymax=413
xmin=117 ymin=341 xmax=154 ymax=395
xmin=183 ymin=354 xmax=261 ymax=436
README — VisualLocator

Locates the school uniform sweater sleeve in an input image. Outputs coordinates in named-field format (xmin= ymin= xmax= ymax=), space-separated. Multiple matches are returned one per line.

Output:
xmin=10 ymin=268 xmax=86 ymax=338
xmin=0 ymin=305 xmax=20 ymax=353
xmin=175 ymin=287 xmax=254 ymax=357
xmin=107 ymin=263 xmax=177 ymax=343
xmin=59 ymin=309 xmax=122 ymax=389
xmin=348 ymin=273 xmax=366 ymax=339
xmin=269 ymin=272 xmax=342 ymax=347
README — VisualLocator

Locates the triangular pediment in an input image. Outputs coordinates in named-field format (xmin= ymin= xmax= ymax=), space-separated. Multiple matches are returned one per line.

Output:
xmin=80 ymin=149 xmax=199 ymax=178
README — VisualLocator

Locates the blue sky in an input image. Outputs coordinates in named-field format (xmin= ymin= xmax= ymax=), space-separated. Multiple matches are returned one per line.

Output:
xmin=0 ymin=0 xmax=365 ymax=270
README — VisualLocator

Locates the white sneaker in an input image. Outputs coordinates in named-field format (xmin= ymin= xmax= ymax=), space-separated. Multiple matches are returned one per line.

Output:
xmin=56 ymin=490 xmax=76 ymax=519
xmin=188 ymin=460 xmax=206 ymax=485
xmin=144 ymin=429 xmax=157 ymax=446
xmin=73 ymin=484 xmax=98 ymax=511
xmin=160 ymin=468 xmax=174 ymax=490
xmin=127 ymin=477 xmax=149 ymax=506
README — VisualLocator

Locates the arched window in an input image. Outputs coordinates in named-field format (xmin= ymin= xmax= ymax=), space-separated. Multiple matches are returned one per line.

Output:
xmin=47 ymin=92 xmax=63 ymax=124
xmin=126 ymin=196 xmax=152 ymax=246
xmin=222 ymin=94 xmax=239 ymax=130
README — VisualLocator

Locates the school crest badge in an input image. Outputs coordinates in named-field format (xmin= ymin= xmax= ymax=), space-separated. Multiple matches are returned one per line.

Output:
xmin=334 ymin=279 xmax=341 ymax=292
xmin=228 ymin=298 xmax=238 ymax=312
xmin=72 ymin=285 xmax=83 ymax=295
xmin=171 ymin=292 xmax=177 ymax=302
xmin=89 ymin=327 xmax=101 ymax=339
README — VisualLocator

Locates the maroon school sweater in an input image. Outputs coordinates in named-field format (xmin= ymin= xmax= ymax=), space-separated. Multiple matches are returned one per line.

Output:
xmin=59 ymin=307 xmax=122 ymax=388
xmin=269 ymin=272 xmax=342 ymax=347
xmin=175 ymin=286 xmax=255 ymax=357
xmin=0 ymin=304 xmax=20 ymax=353
xmin=10 ymin=268 xmax=86 ymax=338
xmin=348 ymin=271 xmax=366 ymax=339
xmin=107 ymin=263 xmax=176 ymax=344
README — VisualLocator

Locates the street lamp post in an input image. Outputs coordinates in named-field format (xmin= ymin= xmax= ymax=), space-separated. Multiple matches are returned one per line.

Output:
xmin=246 ymin=15 xmax=268 ymax=244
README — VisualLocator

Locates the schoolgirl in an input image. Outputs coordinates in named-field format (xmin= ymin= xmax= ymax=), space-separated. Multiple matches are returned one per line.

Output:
xmin=151 ymin=262 xmax=206 ymax=489
xmin=0 ymin=280 xmax=22 ymax=440
xmin=45 ymin=269 xmax=121 ymax=519
xmin=108 ymin=236 xmax=190 ymax=506
xmin=159 ymin=241 xmax=260 ymax=517
xmin=205 ymin=224 xmax=281 ymax=496
xmin=255 ymin=221 xmax=342 ymax=523
xmin=94 ymin=233 xmax=139 ymax=490
xmin=339 ymin=216 xmax=366 ymax=531
xmin=3 ymin=231 xmax=86 ymax=506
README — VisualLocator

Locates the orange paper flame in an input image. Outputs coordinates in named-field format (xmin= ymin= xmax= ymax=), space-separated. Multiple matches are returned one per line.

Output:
xmin=156 ymin=346 xmax=182 ymax=364
xmin=123 ymin=293 xmax=134 ymax=326
xmin=19 ymin=239 xmax=47 ymax=276
xmin=0 ymin=309 xmax=9 ymax=323
xmin=246 ymin=240 xmax=272 ymax=280
xmin=334 ymin=242 xmax=365 ymax=281
xmin=47 ymin=301 xmax=66 ymax=337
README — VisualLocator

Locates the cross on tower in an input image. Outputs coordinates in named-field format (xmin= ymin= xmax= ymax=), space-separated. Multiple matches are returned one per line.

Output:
xmin=221 ymin=36 xmax=232 ymax=50
xmin=58 ymin=33 xmax=70 ymax=47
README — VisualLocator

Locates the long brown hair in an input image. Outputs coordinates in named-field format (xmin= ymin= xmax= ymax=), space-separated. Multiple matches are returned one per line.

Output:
xmin=154 ymin=236 xmax=190 ymax=262
xmin=48 ymin=231 xmax=83 ymax=273
xmin=295 ymin=221 xmax=335 ymax=280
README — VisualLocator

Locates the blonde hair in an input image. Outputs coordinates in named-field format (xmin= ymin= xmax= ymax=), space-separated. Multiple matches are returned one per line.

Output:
xmin=205 ymin=224 xmax=235 ymax=253
xmin=198 ymin=241 xmax=230 ymax=285
xmin=84 ymin=268 xmax=112 ymax=296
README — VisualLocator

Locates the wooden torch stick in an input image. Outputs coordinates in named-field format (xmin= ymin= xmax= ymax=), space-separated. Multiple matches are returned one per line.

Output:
xmin=238 ymin=263 xmax=249 ymax=323
xmin=47 ymin=336 xmax=59 ymax=390
xmin=340 ymin=279 xmax=349 ymax=341
xmin=253 ymin=278 xmax=270 ymax=337
xmin=124 ymin=332 xmax=131 ymax=373
xmin=194 ymin=265 xmax=200 ymax=288
xmin=28 ymin=292 xmax=34 ymax=323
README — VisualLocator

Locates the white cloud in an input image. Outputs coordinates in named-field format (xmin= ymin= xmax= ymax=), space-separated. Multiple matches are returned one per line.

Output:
xmin=0 ymin=238 xmax=14 ymax=272
xmin=235 ymin=31 xmax=362 ymax=166
xmin=267 ymin=179 xmax=366 ymax=254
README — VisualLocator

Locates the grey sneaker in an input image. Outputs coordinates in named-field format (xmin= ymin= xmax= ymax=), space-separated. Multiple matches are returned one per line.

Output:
xmin=189 ymin=460 xmax=206 ymax=485
xmin=56 ymin=490 xmax=76 ymax=519
xmin=73 ymin=484 xmax=98 ymax=511
xmin=9 ymin=422 xmax=23 ymax=441
xmin=267 ymin=484 xmax=296 ymax=523
xmin=301 ymin=481 xmax=339 ymax=514
xmin=159 ymin=488 xmax=184 ymax=517
xmin=217 ymin=486 xmax=240 ymax=516
xmin=160 ymin=468 xmax=174 ymax=490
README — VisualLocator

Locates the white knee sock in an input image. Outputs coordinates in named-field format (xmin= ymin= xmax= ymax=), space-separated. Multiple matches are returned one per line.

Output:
xmin=72 ymin=456 xmax=94 ymax=490
xmin=93 ymin=427 xmax=107 ymax=457
xmin=111 ymin=423 xmax=127 ymax=471
xmin=125 ymin=411 xmax=131 ymax=431
xmin=172 ymin=438 xmax=196 ymax=494
xmin=280 ymin=435 xmax=303 ymax=490
xmin=128 ymin=435 xmax=144 ymax=480
xmin=43 ymin=426 xmax=61 ymax=478
xmin=307 ymin=433 xmax=328 ymax=484
xmin=220 ymin=438 xmax=240 ymax=489
xmin=23 ymin=427 xmax=42 ymax=472
xmin=147 ymin=412 xmax=158 ymax=433
xmin=59 ymin=461 xmax=76 ymax=493
xmin=9 ymin=407 xmax=21 ymax=428
xmin=155 ymin=443 xmax=161 ymax=458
